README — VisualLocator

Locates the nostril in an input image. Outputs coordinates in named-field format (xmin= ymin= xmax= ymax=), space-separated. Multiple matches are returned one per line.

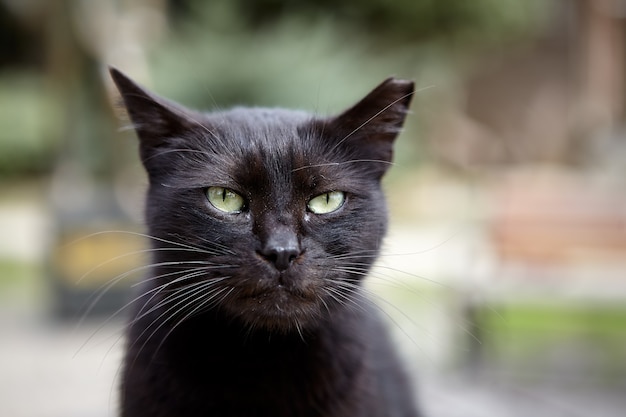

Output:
xmin=259 ymin=246 xmax=301 ymax=272
xmin=258 ymin=226 xmax=302 ymax=272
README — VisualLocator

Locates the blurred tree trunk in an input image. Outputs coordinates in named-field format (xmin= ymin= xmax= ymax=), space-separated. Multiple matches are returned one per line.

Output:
xmin=43 ymin=0 xmax=136 ymax=318
xmin=576 ymin=0 xmax=625 ymax=132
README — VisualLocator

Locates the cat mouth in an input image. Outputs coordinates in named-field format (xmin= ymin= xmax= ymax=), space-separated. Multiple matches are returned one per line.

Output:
xmin=248 ymin=282 xmax=314 ymax=304
xmin=229 ymin=280 xmax=322 ymax=328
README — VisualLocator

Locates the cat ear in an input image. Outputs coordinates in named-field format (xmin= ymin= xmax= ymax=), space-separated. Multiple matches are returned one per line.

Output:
xmin=109 ymin=67 xmax=199 ymax=151
xmin=326 ymin=78 xmax=414 ymax=175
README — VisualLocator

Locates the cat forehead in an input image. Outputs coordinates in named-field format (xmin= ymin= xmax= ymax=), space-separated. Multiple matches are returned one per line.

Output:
xmin=207 ymin=107 xmax=313 ymax=135
xmin=201 ymin=107 xmax=324 ymax=161
xmin=191 ymin=108 xmax=357 ymax=191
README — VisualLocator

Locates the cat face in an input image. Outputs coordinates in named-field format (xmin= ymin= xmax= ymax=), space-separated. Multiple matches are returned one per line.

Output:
xmin=111 ymin=69 xmax=414 ymax=333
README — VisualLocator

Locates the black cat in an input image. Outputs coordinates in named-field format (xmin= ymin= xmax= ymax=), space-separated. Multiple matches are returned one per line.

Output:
xmin=110 ymin=68 xmax=418 ymax=417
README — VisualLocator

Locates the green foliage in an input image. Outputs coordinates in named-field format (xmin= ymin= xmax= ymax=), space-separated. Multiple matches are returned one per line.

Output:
xmin=151 ymin=18 xmax=420 ymax=110
xmin=182 ymin=0 xmax=549 ymax=46
xmin=155 ymin=0 xmax=549 ymax=107
xmin=0 ymin=258 xmax=40 ymax=298
xmin=0 ymin=71 xmax=61 ymax=178
xmin=476 ymin=302 xmax=626 ymax=384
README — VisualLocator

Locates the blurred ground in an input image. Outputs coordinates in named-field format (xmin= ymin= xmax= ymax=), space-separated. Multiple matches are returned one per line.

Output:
xmin=2 ymin=294 xmax=625 ymax=417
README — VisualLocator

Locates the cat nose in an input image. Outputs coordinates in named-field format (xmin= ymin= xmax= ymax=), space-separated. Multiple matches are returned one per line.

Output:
xmin=260 ymin=246 xmax=301 ymax=272
xmin=259 ymin=231 xmax=302 ymax=272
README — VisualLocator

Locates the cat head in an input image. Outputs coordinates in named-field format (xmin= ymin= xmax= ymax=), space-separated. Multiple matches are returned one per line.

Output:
xmin=111 ymin=68 xmax=413 ymax=333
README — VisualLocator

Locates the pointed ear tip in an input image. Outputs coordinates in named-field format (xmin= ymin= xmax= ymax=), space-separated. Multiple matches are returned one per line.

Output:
xmin=375 ymin=78 xmax=414 ymax=100
xmin=108 ymin=68 xmax=145 ymax=97
xmin=108 ymin=67 xmax=130 ymax=84
xmin=385 ymin=77 xmax=415 ymax=92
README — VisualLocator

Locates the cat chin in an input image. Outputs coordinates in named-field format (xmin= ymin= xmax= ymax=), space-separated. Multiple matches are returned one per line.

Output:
xmin=236 ymin=309 xmax=322 ymax=334
xmin=223 ymin=286 xmax=326 ymax=333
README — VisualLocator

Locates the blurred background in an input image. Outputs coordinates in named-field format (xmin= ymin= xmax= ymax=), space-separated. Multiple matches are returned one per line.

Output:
xmin=1 ymin=0 xmax=625 ymax=416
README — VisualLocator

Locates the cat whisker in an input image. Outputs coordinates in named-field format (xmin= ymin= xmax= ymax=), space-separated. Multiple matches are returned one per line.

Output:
xmin=141 ymin=282 xmax=215 ymax=330
xmin=318 ymin=286 xmax=347 ymax=309
xmin=150 ymin=285 xmax=235 ymax=361
xmin=76 ymin=247 xmax=224 ymax=288
xmin=129 ymin=283 xmax=231 ymax=365
xmin=130 ymin=272 xmax=229 ymax=323
xmin=190 ymin=235 xmax=238 ymax=256
xmin=326 ymin=265 xmax=367 ymax=278
xmin=333 ymin=262 xmax=434 ymax=296
xmin=69 ymin=229 xmax=231 ymax=256
xmin=142 ymin=148 xmax=213 ymax=165
xmin=341 ymin=259 xmax=449 ymax=288
xmin=291 ymin=159 xmax=394 ymax=173
xmin=292 ymin=318 xmax=305 ymax=342
xmin=337 ymin=261 xmax=489 ymax=355
xmin=381 ymin=231 xmax=462 ymax=259
xmin=328 ymin=249 xmax=380 ymax=260
xmin=193 ymin=284 xmax=237 ymax=318
xmin=333 ymin=251 xmax=486 ymax=346
xmin=131 ymin=277 xmax=229 ymax=330
xmin=290 ymin=162 xmax=341 ymax=172
xmin=363 ymin=290 xmax=435 ymax=360
xmin=95 ymin=278 xmax=208 ymax=373
xmin=75 ymin=263 xmax=166 ymax=329
xmin=324 ymin=275 xmax=441 ymax=359
xmin=321 ymin=284 xmax=366 ymax=314
xmin=78 ymin=259 xmax=230 ymax=323
xmin=78 ymin=271 xmax=228 ymax=358
xmin=368 ymin=272 xmax=488 ymax=349
xmin=316 ymin=294 xmax=332 ymax=316
xmin=132 ymin=263 xmax=236 ymax=287
xmin=189 ymin=118 xmax=221 ymax=142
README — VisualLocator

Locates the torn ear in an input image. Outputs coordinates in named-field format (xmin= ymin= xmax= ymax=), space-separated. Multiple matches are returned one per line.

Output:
xmin=109 ymin=67 xmax=199 ymax=149
xmin=327 ymin=78 xmax=414 ymax=170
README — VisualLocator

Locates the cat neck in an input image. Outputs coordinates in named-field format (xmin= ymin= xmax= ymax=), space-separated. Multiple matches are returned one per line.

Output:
xmin=127 ymin=306 xmax=368 ymax=390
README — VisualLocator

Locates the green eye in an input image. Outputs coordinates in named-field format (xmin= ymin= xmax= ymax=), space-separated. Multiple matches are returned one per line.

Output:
xmin=206 ymin=187 xmax=245 ymax=213
xmin=307 ymin=191 xmax=345 ymax=214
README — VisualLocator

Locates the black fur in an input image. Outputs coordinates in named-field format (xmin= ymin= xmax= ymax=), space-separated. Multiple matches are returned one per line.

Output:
xmin=110 ymin=68 xmax=418 ymax=417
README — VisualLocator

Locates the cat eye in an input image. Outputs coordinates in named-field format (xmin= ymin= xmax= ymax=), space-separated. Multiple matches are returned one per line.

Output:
xmin=307 ymin=191 xmax=345 ymax=214
xmin=206 ymin=187 xmax=245 ymax=213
